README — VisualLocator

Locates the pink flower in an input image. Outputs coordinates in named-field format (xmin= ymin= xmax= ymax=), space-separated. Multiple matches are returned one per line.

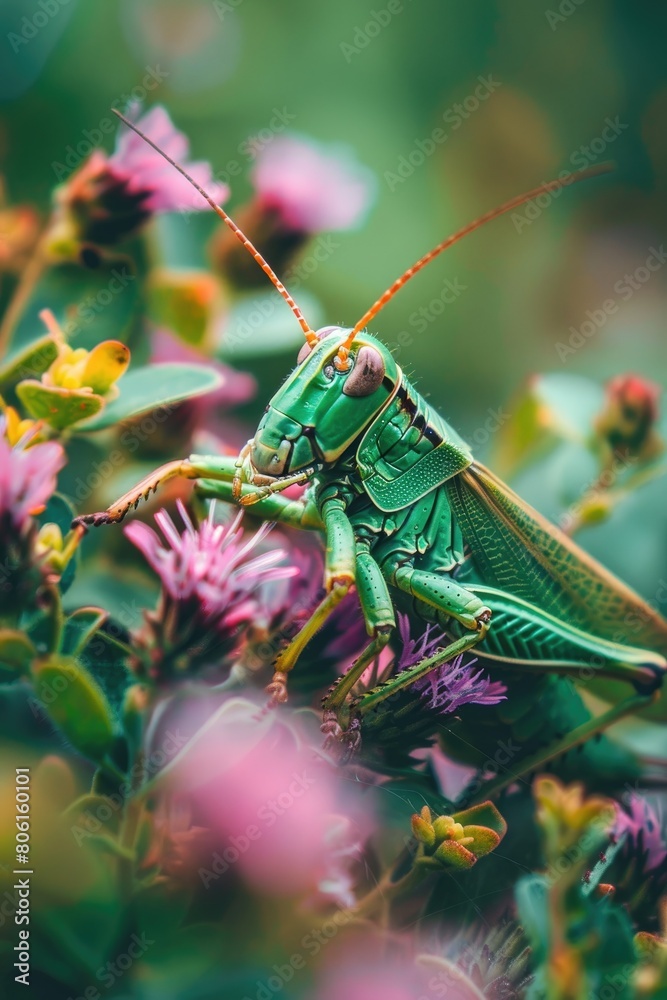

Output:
xmin=0 ymin=420 xmax=65 ymax=534
xmin=166 ymin=697 xmax=370 ymax=896
xmin=125 ymin=500 xmax=296 ymax=636
xmin=398 ymin=614 xmax=507 ymax=715
xmin=315 ymin=942 xmax=432 ymax=1000
xmin=251 ymin=134 xmax=376 ymax=233
xmin=110 ymin=105 xmax=229 ymax=213
xmin=151 ymin=328 xmax=256 ymax=411
xmin=316 ymin=815 xmax=363 ymax=909
xmin=57 ymin=106 xmax=229 ymax=245
xmin=614 ymin=793 xmax=666 ymax=871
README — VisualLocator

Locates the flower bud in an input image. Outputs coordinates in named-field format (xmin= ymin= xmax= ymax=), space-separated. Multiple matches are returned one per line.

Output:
xmin=594 ymin=374 xmax=662 ymax=462
xmin=411 ymin=801 xmax=506 ymax=872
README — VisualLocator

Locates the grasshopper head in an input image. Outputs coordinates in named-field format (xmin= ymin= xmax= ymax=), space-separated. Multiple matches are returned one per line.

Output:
xmin=247 ymin=326 xmax=399 ymax=481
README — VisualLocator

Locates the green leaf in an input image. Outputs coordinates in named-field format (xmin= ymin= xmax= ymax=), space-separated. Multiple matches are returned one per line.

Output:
xmin=62 ymin=792 xmax=123 ymax=837
xmin=61 ymin=607 xmax=109 ymax=657
xmin=32 ymin=654 xmax=115 ymax=762
xmin=454 ymin=801 xmax=507 ymax=837
xmin=0 ymin=629 xmax=35 ymax=672
xmin=431 ymin=839 xmax=477 ymax=869
xmin=77 ymin=362 xmax=223 ymax=431
xmin=0 ymin=333 xmax=59 ymax=388
xmin=461 ymin=824 xmax=501 ymax=858
xmin=515 ymin=874 xmax=550 ymax=960
xmin=9 ymin=256 xmax=139 ymax=355
xmin=147 ymin=267 xmax=222 ymax=347
xmin=16 ymin=380 xmax=103 ymax=429
xmin=220 ymin=289 xmax=324 ymax=359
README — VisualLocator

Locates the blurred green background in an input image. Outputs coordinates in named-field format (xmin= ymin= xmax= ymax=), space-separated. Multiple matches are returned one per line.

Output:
xmin=2 ymin=0 xmax=666 ymax=429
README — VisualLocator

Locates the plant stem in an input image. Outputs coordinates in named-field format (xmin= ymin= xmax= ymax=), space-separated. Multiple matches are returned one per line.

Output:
xmin=351 ymin=864 xmax=428 ymax=920
xmin=0 ymin=228 xmax=52 ymax=353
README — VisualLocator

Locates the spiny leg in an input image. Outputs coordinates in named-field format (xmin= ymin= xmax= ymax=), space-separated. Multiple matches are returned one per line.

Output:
xmin=321 ymin=542 xmax=396 ymax=752
xmin=353 ymin=628 xmax=488 ymax=717
xmin=72 ymin=454 xmax=244 ymax=527
xmin=268 ymin=497 xmax=356 ymax=705
xmin=321 ymin=563 xmax=493 ymax=754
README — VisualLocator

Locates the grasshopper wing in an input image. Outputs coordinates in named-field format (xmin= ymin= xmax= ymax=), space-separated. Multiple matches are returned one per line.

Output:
xmin=447 ymin=461 xmax=667 ymax=655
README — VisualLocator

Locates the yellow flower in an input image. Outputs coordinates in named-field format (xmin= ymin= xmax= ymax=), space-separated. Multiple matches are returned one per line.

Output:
xmin=2 ymin=404 xmax=41 ymax=446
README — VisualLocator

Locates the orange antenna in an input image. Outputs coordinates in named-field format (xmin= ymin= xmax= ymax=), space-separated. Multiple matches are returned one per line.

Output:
xmin=334 ymin=162 xmax=615 ymax=370
xmin=111 ymin=108 xmax=318 ymax=346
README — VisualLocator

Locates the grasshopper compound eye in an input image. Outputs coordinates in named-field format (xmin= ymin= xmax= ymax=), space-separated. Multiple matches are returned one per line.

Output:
xmin=342 ymin=345 xmax=386 ymax=397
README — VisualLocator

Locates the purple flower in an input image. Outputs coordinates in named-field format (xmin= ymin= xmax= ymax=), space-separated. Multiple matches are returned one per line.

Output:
xmin=0 ymin=420 xmax=65 ymax=534
xmin=126 ymin=500 xmax=297 ymax=635
xmin=57 ymin=106 xmax=229 ymax=245
xmin=614 ymin=794 xmax=667 ymax=871
xmin=109 ymin=105 xmax=230 ymax=214
xmin=251 ymin=134 xmax=376 ymax=233
xmin=397 ymin=614 xmax=507 ymax=715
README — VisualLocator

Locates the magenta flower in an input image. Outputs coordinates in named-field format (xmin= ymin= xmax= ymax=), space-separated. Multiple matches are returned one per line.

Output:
xmin=110 ymin=105 xmax=229 ymax=213
xmin=57 ymin=106 xmax=229 ymax=245
xmin=166 ymin=697 xmax=370 ymax=897
xmin=613 ymin=793 xmax=667 ymax=871
xmin=0 ymin=420 xmax=65 ymax=534
xmin=251 ymin=133 xmax=376 ymax=233
xmin=126 ymin=500 xmax=296 ymax=630
xmin=316 ymin=815 xmax=364 ymax=909
xmin=397 ymin=614 xmax=506 ymax=715
xmin=125 ymin=502 xmax=298 ymax=677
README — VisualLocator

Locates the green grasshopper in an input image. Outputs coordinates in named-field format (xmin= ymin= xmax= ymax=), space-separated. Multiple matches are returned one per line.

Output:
xmin=76 ymin=111 xmax=667 ymax=793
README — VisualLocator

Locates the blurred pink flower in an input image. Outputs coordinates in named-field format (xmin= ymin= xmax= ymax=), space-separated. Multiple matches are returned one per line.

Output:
xmin=110 ymin=105 xmax=230 ymax=213
xmin=57 ymin=106 xmax=229 ymax=245
xmin=151 ymin=328 xmax=256 ymax=410
xmin=168 ymin=697 xmax=371 ymax=896
xmin=126 ymin=500 xmax=296 ymax=635
xmin=614 ymin=793 xmax=666 ymax=871
xmin=0 ymin=420 xmax=65 ymax=533
xmin=316 ymin=944 xmax=433 ymax=1000
xmin=251 ymin=134 xmax=376 ymax=233
xmin=316 ymin=815 xmax=363 ymax=909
